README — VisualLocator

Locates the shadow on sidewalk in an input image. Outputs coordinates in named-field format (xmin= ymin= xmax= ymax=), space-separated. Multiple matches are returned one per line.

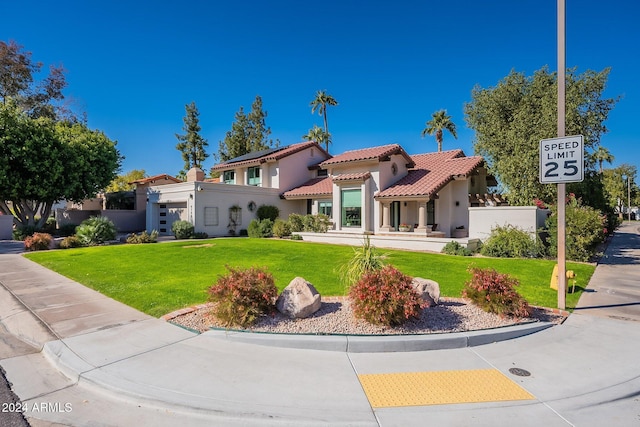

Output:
xmin=0 ymin=241 xmax=24 ymax=255
xmin=596 ymin=226 xmax=640 ymax=266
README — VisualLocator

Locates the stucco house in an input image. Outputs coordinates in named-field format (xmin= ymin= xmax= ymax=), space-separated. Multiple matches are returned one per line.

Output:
xmin=283 ymin=144 xmax=494 ymax=237
xmin=145 ymin=141 xmax=497 ymax=241
xmin=146 ymin=141 xmax=331 ymax=235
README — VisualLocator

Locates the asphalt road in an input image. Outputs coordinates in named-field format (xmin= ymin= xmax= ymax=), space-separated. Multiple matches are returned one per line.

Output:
xmin=1 ymin=365 xmax=30 ymax=427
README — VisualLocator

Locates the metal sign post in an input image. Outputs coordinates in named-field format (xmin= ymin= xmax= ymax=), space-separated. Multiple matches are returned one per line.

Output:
xmin=557 ymin=0 xmax=566 ymax=310
xmin=544 ymin=0 xmax=582 ymax=309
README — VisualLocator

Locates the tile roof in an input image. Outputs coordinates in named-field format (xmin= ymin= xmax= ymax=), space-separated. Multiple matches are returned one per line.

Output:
xmin=376 ymin=149 xmax=484 ymax=199
xmin=281 ymin=177 xmax=332 ymax=199
xmin=320 ymin=144 xmax=414 ymax=167
xmin=130 ymin=174 xmax=182 ymax=185
xmin=332 ymin=172 xmax=371 ymax=182
xmin=212 ymin=141 xmax=328 ymax=171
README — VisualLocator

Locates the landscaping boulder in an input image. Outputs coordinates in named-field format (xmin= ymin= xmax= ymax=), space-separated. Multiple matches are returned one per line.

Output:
xmin=411 ymin=277 xmax=440 ymax=307
xmin=276 ymin=277 xmax=322 ymax=319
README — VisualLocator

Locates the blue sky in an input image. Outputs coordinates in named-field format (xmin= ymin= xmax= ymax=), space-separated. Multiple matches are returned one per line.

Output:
xmin=4 ymin=0 xmax=639 ymax=178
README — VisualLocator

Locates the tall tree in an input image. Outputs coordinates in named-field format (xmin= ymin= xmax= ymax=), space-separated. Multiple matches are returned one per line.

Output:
xmin=602 ymin=164 xmax=636 ymax=213
xmin=590 ymin=146 xmax=614 ymax=173
xmin=309 ymin=90 xmax=338 ymax=151
xmin=465 ymin=67 xmax=618 ymax=206
xmin=175 ymin=101 xmax=208 ymax=174
xmin=302 ymin=124 xmax=330 ymax=147
xmin=105 ymin=169 xmax=147 ymax=193
xmin=0 ymin=102 xmax=121 ymax=228
xmin=421 ymin=109 xmax=457 ymax=152
xmin=217 ymin=95 xmax=277 ymax=162
xmin=0 ymin=40 xmax=71 ymax=120
xmin=247 ymin=95 xmax=277 ymax=152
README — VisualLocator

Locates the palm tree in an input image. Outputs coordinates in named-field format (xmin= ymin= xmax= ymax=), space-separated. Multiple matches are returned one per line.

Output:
xmin=302 ymin=124 xmax=330 ymax=148
xmin=421 ymin=109 xmax=457 ymax=152
xmin=592 ymin=146 xmax=614 ymax=173
xmin=310 ymin=90 xmax=338 ymax=151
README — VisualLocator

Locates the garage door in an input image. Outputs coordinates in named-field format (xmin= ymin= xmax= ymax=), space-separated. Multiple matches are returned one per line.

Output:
xmin=158 ymin=202 xmax=187 ymax=235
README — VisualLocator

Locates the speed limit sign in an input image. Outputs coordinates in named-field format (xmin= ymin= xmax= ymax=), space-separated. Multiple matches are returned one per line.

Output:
xmin=539 ymin=135 xmax=584 ymax=184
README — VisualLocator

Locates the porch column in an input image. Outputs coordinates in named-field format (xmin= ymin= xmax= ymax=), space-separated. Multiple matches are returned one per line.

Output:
xmin=417 ymin=201 xmax=427 ymax=230
xmin=379 ymin=202 xmax=392 ymax=232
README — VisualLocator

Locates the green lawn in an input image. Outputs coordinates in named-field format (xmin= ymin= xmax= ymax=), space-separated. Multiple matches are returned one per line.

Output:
xmin=25 ymin=238 xmax=595 ymax=317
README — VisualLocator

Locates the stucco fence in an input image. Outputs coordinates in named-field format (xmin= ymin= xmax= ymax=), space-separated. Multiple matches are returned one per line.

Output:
xmin=56 ymin=209 xmax=146 ymax=233
xmin=468 ymin=206 xmax=549 ymax=241
xmin=0 ymin=215 xmax=13 ymax=240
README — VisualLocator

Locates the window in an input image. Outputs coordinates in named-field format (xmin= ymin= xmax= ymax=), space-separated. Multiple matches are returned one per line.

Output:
xmin=319 ymin=201 xmax=332 ymax=218
xmin=248 ymin=167 xmax=260 ymax=186
xmin=223 ymin=170 xmax=235 ymax=184
xmin=317 ymin=169 xmax=328 ymax=177
xmin=427 ymin=200 xmax=435 ymax=225
xmin=204 ymin=207 xmax=219 ymax=226
xmin=341 ymin=189 xmax=361 ymax=227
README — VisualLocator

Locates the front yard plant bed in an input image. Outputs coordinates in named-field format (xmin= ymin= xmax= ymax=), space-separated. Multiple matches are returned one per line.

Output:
xmin=167 ymin=297 xmax=567 ymax=336
xmin=25 ymin=238 xmax=595 ymax=318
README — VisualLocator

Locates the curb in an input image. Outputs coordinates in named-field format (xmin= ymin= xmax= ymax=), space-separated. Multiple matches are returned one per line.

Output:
xmin=201 ymin=321 xmax=556 ymax=353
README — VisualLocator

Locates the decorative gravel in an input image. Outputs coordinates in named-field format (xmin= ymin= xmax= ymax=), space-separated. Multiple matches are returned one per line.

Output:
xmin=168 ymin=297 xmax=566 ymax=335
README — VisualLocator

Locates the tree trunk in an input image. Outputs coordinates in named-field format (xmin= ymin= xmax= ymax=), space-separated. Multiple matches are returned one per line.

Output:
xmin=323 ymin=108 xmax=330 ymax=152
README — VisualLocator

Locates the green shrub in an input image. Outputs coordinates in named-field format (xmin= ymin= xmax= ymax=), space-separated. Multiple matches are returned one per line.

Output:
xmin=441 ymin=241 xmax=471 ymax=256
xmin=23 ymin=232 xmax=52 ymax=251
xmin=75 ymin=217 xmax=117 ymax=246
xmin=339 ymin=236 xmax=386 ymax=288
xmin=12 ymin=226 xmax=36 ymax=241
xmin=194 ymin=231 xmax=209 ymax=239
xmin=126 ymin=230 xmax=158 ymax=244
xmin=287 ymin=213 xmax=331 ymax=233
xmin=59 ymin=235 xmax=82 ymax=249
xmin=247 ymin=219 xmax=273 ymax=238
xmin=301 ymin=214 xmax=315 ymax=231
xmin=171 ymin=220 xmax=194 ymax=239
xmin=256 ymin=205 xmax=279 ymax=221
xmin=462 ymin=267 xmax=531 ymax=318
xmin=272 ymin=218 xmax=291 ymax=238
xmin=41 ymin=217 xmax=57 ymax=234
xmin=546 ymin=195 xmax=607 ymax=262
xmin=290 ymin=234 xmax=303 ymax=240
xmin=349 ymin=265 xmax=426 ymax=326
xmin=208 ymin=266 xmax=278 ymax=327
xmin=480 ymin=225 xmax=543 ymax=258
xmin=239 ymin=229 xmax=248 ymax=237
xmin=288 ymin=213 xmax=304 ymax=232
xmin=58 ymin=223 xmax=78 ymax=237
xmin=305 ymin=214 xmax=331 ymax=232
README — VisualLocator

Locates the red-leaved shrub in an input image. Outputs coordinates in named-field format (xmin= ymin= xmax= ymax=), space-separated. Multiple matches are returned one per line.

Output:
xmin=24 ymin=232 xmax=52 ymax=251
xmin=348 ymin=265 xmax=426 ymax=326
xmin=462 ymin=267 xmax=531 ymax=318
xmin=208 ymin=266 xmax=278 ymax=327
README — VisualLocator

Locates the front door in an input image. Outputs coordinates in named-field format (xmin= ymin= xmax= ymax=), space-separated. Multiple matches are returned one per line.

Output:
xmin=390 ymin=201 xmax=401 ymax=230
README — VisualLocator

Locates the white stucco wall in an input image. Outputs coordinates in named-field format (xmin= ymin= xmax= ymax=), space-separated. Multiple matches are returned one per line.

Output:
xmin=0 ymin=215 xmax=13 ymax=240
xmin=468 ymin=206 xmax=549 ymax=241
xmin=147 ymin=181 xmax=296 ymax=237
xmin=277 ymin=146 xmax=328 ymax=192
xmin=377 ymin=154 xmax=410 ymax=190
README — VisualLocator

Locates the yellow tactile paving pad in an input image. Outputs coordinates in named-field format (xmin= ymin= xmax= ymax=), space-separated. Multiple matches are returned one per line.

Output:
xmin=358 ymin=369 xmax=535 ymax=408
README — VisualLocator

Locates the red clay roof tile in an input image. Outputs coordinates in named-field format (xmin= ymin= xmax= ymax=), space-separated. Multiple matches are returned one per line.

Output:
xmin=376 ymin=150 xmax=483 ymax=199
xmin=281 ymin=177 xmax=332 ymax=198
xmin=212 ymin=141 xmax=328 ymax=171
xmin=320 ymin=144 xmax=414 ymax=167
xmin=332 ymin=172 xmax=371 ymax=182
xmin=130 ymin=174 xmax=182 ymax=185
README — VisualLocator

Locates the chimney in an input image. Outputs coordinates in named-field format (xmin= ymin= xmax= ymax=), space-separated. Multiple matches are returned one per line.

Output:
xmin=186 ymin=167 xmax=205 ymax=182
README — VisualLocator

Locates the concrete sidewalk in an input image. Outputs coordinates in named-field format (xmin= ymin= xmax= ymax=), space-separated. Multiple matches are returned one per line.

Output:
xmin=1 ymin=223 xmax=640 ymax=426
